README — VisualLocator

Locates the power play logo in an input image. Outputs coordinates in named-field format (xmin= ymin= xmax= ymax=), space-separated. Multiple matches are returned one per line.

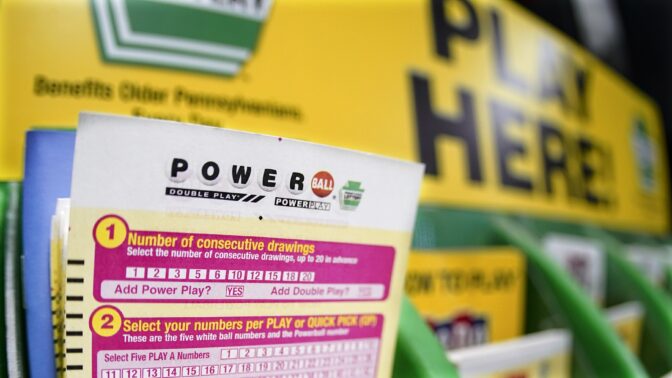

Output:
xmin=91 ymin=0 xmax=273 ymax=76
xmin=428 ymin=312 xmax=489 ymax=350
xmin=165 ymin=158 xmax=364 ymax=211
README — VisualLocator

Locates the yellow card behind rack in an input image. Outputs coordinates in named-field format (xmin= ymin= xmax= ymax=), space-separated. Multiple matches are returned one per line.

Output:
xmin=406 ymin=248 xmax=526 ymax=350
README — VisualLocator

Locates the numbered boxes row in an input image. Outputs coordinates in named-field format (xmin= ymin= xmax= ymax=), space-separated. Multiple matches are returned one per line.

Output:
xmin=221 ymin=340 xmax=379 ymax=360
xmin=125 ymin=267 xmax=315 ymax=282
xmin=102 ymin=363 xmax=374 ymax=378
xmin=101 ymin=365 xmax=220 ymax=378
xmin=227 ymin=356 xmax=375 ymax=374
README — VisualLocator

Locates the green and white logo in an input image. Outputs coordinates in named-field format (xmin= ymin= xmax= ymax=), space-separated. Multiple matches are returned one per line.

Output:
xmin=631 ymin=116 xmax=657 ymax=194
xmin=339 ymin=181 xmax=364 ymax=211
xmin=91 ymin=0 xmax=273 ymax=75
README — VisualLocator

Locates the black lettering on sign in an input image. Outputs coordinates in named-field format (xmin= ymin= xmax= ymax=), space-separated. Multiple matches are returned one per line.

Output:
xmin=575 ymin=68 xmax=590 ymax=119
xmin=490 ymin=9 xmax=527 ymax=92
xmin=578 ymin=138 xmax=611 ymax=206
xmin=491 ymin=269 xmax=517 ymax=290
xmin=411 ymin=0 xmax=608 ymax=212
xmin=540 ymin=119 xmax=572 ymax=196
xmin=436 ymin=268 xmax=518 ymax=293
xmin=431 ymin=0 xmax=480 ymax=60
xmin=411 ymin=73 xmax=482 ymax=181
xmin=536 ymin=40 xmax=591 ymax=119
xmin=405 ymin=272 xmax=435 ymax=295
xmin=491 ymin=100 xmax=532 ymax=191
xmin=537 ymin=41 xmax=568 ymax=111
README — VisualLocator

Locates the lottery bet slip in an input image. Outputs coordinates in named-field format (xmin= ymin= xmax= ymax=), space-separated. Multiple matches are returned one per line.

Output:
xmin=63 ymin=113 xmax=424 ymax=377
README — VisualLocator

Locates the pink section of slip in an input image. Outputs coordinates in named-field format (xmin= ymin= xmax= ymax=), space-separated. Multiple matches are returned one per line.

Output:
xmin=92 ymin=216 xmax=395 ymax=303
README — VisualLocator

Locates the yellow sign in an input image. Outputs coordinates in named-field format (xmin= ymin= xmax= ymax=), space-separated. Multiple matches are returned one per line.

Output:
xmin=405 ymin=248 xmax=525 ymax=349
xmin=0 ymin=0 xmax=667 ymax=232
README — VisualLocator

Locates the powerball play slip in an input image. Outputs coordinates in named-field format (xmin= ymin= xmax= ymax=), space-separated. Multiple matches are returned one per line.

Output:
xmin=61 ymin=113 xmax=424 ymax=377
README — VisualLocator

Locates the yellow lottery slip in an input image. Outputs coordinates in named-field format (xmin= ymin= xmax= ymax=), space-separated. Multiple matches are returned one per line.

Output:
xmin=448 ymin=330 xmax=571 ymax=378
xmin=63 ymin=113 xmax=424 ymax=377
xmin=405 ymin=248 xmax=526 ymax=350
xmin=605 ymin=302 xmax=644 ymax=355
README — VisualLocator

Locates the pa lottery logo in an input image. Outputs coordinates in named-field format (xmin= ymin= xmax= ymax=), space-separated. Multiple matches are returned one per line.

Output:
xmin=339 ymin=181 xmax=365 ymax=211
xmin=311 ymin=171 xmax=334 ymax=198
xmin=91 ymin=0 xmax=274 ymax=76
